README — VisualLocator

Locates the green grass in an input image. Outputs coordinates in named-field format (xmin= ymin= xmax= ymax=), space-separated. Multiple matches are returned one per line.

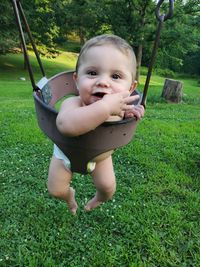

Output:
xmin=0 ymin=52 xmax=200 ymax=267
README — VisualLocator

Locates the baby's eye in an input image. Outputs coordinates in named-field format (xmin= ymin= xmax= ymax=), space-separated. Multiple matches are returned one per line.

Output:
xmin=87 ymin=70 xmax=97 ymax=76
xmin=112 ymin=73 xmax=121 ymax=80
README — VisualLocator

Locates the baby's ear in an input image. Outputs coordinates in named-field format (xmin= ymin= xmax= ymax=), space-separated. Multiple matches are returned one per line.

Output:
xmin=73 ymin=72 xmax=77 ymax=81
xmin=130 ymin=80 xmax=138 ymax=94
xmin=73 ymin=72 xmax=79 ymax=90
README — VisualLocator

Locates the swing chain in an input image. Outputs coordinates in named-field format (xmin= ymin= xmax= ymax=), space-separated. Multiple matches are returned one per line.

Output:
xmin=156 ymin=0 xmax=174 ymax=22
xmin=141 ymin=0 xmax=174 ymax=107
xmin=11 ymin=0 xmax=46 ymax=92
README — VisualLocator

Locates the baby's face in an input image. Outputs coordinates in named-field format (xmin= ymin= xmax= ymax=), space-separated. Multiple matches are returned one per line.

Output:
xmin=74 ymin=44 xmax=135 ymax=106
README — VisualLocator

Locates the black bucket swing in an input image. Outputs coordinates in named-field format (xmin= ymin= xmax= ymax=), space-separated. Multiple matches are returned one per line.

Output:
xmin=12 ymin=0 xmax=174 ymax=174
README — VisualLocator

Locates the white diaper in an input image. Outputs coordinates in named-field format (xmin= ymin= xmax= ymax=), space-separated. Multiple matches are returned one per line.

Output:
xmin=53 ymin=144 xmax=71 ymax=170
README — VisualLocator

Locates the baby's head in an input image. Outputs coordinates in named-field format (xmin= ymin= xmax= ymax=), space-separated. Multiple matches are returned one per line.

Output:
xmin=75 ymin=34 xmax=137 ymax=81
xmin=74 ymin=34 xmax=138 ymax=106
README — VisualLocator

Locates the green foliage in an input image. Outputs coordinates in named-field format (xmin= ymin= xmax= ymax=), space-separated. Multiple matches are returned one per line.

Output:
xmin=154 ymin=68 xmax=175 ymax=79
xmin=0 ymin=2 xmax=19 ymax=54
xmin=183 ymin=51 xmax=200 ymax=76
xmin=1 ymin=53 xmax=200 ymax=267
xmin=57 ymin=0 xmax=107 ymax=44
xmin=1 ymin=0 xmax=200 ymax=76
xmin=102 ymin=0 xmax=155 ymax=48
xmin=0 ymin=0 xmax=60 ymax=57
xmin=155 ymin=0 xmax=200 ymax=75
xmin=58 ymin=40 xmax=81 ymax=53
xmin=22 ymin=0 xmax=60 ymax=57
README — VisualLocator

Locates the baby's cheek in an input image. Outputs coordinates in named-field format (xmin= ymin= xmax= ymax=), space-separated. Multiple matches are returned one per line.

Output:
xmin=113 ymin=86 xmax=126 ymax=93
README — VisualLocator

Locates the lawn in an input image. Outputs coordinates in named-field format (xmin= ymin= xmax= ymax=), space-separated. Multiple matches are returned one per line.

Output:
xmin=0 ymin=52 xmax=200 ymax=267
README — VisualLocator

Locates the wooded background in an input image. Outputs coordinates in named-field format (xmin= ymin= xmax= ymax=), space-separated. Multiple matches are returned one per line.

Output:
xmin=1 ymin=0 xmax=200 ymax=78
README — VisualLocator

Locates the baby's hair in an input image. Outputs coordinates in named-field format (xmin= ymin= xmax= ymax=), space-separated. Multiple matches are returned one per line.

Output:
xmin=75 ymin=34 xmax=137 ymax=79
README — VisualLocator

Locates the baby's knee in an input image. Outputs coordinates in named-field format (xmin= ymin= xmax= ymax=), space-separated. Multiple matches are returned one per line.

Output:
xmin=101 ymin=182 xmax=116 ymax=200
xmin=47 ymin=182 xmax=68 ymax=199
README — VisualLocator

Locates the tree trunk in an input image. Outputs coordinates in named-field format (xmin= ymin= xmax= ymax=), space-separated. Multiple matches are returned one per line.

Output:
xmin=161 ymin=79 xmax=183 ymax=103
xmin=79 ymin=27 xmax=85 ymax=45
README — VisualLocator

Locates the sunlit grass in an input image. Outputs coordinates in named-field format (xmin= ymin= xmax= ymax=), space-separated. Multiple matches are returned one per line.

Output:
xmin=0 ymin=52 xmax=200 ymax=266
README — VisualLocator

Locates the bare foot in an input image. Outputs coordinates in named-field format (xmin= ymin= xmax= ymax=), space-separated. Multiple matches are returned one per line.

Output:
xmin=84 ymin=196 xmax=103 ymax=212
xmin=67 ymin=187 xmax=78 ymax=215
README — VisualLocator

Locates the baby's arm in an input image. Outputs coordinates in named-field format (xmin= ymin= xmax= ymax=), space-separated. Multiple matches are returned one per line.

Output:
xmin=56 ymin=91 xmax=139 ymax=136
xmin=56 ymin=96 xmax=110 ymax=136
xmin=124 ymin=104 xmax=145 ymax=120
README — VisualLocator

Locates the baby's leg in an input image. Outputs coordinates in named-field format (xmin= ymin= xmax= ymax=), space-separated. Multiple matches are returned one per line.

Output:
xmin=47 ymin=156 xmax=78 ymax=215
xmin=85 ymin=156 xmax=116 ymax=211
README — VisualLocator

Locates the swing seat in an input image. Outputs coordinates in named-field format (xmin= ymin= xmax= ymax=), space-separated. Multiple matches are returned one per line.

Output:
xmin=34 ymin=71 xmax=140 ymax=174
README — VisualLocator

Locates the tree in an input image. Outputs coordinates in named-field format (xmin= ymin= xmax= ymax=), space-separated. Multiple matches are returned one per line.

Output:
xmin=21 ymin=0 xmax=60 ymax=57
xmin=0 ymin=0 xmax=60 ymax=57
xmin=154 ymin=0 xmax=200 ymax=75
xmin=58 ymin=0 xmax=106 ymax=44
xmin=0 ymin=1 xmax=19 ymax=54
xmin=182 ymin=0 xmax=200 ymax=75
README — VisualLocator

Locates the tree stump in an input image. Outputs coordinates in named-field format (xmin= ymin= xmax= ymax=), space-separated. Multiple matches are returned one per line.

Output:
xmin=161 ymin=79 xmax=183 ymax=103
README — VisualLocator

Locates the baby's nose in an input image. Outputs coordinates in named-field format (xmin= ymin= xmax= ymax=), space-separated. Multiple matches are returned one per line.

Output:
xmin=96 ymin=76 xmax=110 ymax=88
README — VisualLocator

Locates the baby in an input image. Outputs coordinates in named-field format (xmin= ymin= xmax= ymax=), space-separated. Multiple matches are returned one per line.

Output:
xmin=47 ymin=34 xmax=144 ymax=214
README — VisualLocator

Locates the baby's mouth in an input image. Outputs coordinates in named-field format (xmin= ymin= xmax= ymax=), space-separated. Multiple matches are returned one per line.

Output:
xmin=93 ymin=92 xmax=107 ymax=99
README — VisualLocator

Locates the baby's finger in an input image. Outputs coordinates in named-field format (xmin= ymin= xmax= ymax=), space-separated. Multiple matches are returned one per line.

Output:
xmin=134 ymin=110 xmax=142 ymax=120
xmin=124 ymin=94 xmax=139 ymax=104
xmin=135 ymin=105 xmax=145 ymax=116
xmin=123 ymin=104 xmax=135 ymax=111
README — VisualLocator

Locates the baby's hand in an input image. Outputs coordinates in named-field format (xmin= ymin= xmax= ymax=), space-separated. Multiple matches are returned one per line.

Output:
xmin=102 ymin=91 xmax=140 ymax=117
xmin=124 ymin=104 xmax=145 ymax=120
